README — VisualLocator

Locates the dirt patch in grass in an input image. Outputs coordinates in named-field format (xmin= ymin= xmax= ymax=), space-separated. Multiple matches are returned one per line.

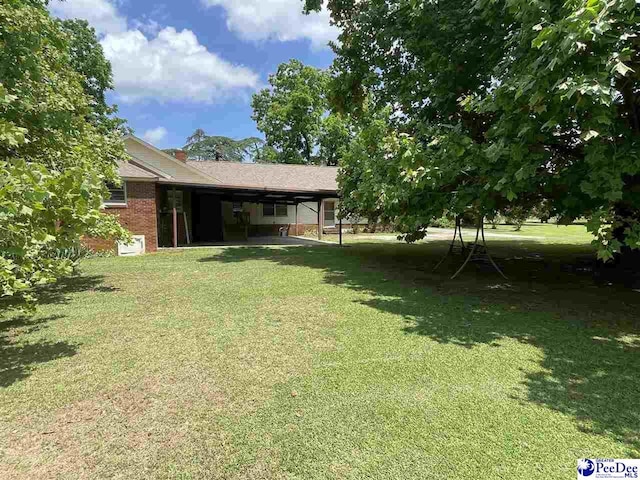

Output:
xmin=1 ymin=371 xmax=228 ymax=479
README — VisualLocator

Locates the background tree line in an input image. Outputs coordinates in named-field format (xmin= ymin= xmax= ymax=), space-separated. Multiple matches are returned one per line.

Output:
xmin=167 ymin=60 xmax=352 ymax=166
xmin=164 ymin=129 xmax=269 ymax=163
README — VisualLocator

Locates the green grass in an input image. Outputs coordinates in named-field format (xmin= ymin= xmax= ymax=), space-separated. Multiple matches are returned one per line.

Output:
xmin=477 ymin=223 xmax=594 ymax=243
xmin=1 ymin=239 xmax=639 ymax=479
xmin=316 ymin=223 xmax=594 ymax=245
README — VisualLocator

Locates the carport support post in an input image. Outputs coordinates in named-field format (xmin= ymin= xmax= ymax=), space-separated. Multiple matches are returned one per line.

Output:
xmin=295 ymin=203 xmax=299 ymax=236
xmin=317 ymin=200 xmax=324 ymax=241
xmin=339 ymin=216 xmax=343 ymax=246
xmin=172 ymin=186 xmax=178 ymax=248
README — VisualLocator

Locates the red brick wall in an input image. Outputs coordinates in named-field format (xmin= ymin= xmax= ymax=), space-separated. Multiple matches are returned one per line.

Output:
xmin=83 ymin=181 xmax=158 ymax=253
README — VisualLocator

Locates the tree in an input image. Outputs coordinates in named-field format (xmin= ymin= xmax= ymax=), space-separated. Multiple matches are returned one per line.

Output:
xmin=319 ymin=113 xmax=351 ymax=167
xmin=244 ymin=137 xmax=276 ymax=164
xmin=531 ymin=200 xmax=553 ymax=224
xmin=477 ymin=0 xmax=640 ymax=261
xmin=186 ymin=135 xmax=244 ymax=161
xmin=179 ymin=129 xmax=267 ymax=162
xmin=0 ymin=0 xmax=129 ymax=307
xmin=306 ymin=0 xmax=640 ymax=261
xmin=252 ymin=59 xmax=349 ymax=165
xmin=162 ymin=148 xmax=179 ymax=157
xmin=186 ymin=128 xmax=207 ymax=146
xmin=338 ymin=106 xmax=391 ymax=230
xmin=502 ymin=206 xmax=530 ymax=232
xmin=58 ymin=19 xmax=129 ymax=135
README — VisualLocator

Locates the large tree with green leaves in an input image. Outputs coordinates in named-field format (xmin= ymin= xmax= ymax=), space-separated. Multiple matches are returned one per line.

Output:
xmin=186 ymin=135 xmax=264 ymax=162
xmin=175 ymin=129 xmax=266 ymax=162
xmin=252 ymin=59 xmax=349 ymax=165
xmin=306 ymin=0 xmax=640 ymax=261
xmin=58 ymin=19 xmax=129 ymax=135
xmin=338 ymin=105 xmax=391 ymax=229
xmin=0 ymin=0 xmax=129 ymax=306
xmin=318 ymin=112 xmax=352 ymax=167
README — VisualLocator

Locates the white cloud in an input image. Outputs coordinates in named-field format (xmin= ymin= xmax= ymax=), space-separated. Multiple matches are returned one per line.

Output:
xmin=202 ymin=0 xmax=338 ymax=49
xmin=49 ymin=0 xmax=127 ymax=35
xmin=102 ymin=27 xmax=259 ymax=103
xmin=142 ymin=126 xmax=168 ymax=144
xmin=48 ymin=0 xmax=260 ymax=104
xmin=131 ymin=17 xmax=162 ymax=36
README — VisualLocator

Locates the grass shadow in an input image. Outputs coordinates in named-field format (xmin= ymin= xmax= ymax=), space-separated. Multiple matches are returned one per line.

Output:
xmin=0 ymin=274 xmax=116 ymax=388
xmin=35 ymin=274 xmax=119 ymax=306
xmin=199 ymin=242 xmax=640 ymax=454
xmin=0 ymin=315 xmax=77 ymax=387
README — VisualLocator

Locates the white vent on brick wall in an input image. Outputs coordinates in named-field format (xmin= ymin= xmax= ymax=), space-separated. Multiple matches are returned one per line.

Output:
xmin=117 ymin=235 xmax=146 ymax=256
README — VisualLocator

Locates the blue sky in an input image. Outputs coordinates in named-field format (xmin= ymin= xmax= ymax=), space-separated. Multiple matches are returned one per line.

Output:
xmin=49 ymin=0 xmax=337 ymax=149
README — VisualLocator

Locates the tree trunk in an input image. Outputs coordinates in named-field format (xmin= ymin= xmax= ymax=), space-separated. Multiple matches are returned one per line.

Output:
xmin=302 ymin=133 xmax=312 ymax=164
xmin=601 ymin=174 xmax=640 ymax=287
xmin=618 ymin=79 xmax=640 ymax=135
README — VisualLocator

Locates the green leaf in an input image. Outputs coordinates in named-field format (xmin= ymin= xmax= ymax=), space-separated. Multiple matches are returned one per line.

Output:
xmin=614 ymin=61 xmax=634 ymax=77
xmin=595 ymin=115 xmax=612 ymax=125
xmin=582 ymin=130 xmax=600 ymax=141
xmin=20 ymin=205 xmax=33 ymax=216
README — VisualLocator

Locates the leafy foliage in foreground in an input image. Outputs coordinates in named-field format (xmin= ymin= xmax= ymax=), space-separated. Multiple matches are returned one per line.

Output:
xmin=0 ymin=0 xmax=129 ymax=305
xmin=306 ymin=0 xmax=640 ymax=260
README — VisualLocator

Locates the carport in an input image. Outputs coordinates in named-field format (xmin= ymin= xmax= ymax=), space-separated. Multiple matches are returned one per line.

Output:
xmin=157 ymin=183 xmax=342 ymax=248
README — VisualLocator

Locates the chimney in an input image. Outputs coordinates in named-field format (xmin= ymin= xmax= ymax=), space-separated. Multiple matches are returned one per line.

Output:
xmin=174 ymin=150 xmax=188 ymax=162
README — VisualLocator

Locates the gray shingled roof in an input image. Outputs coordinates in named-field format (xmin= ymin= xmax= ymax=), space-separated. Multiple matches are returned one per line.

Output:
xmin=117 ymin=160 xmax=158 ymax=180
xmin=186 ymin=161 xmax=338 ymax=193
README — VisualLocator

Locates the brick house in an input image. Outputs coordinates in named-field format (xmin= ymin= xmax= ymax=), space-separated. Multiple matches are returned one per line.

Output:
xmin=85 ymin=135 xmax=360 ymax=253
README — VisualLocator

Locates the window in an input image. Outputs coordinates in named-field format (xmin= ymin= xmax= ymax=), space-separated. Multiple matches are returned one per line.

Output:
xmin=105 ymin=182 xmax=127 ymax=206
xmin=263 ymin=203 xmax=288 ymax=217
xmin=276 ymin=204 xmax=288 ymax=217
xmin=263 ymin=203 xmax=275 ymax=217
xmin=324 ymin=200 xmax=336 ymax=226
xmin=167 ymin=190 xmax=184 ymax=213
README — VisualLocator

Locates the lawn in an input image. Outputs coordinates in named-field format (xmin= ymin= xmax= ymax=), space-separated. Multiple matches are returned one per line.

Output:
xmin=1 ymin=238 xmax=639 ymax=479
xmin=315 ymin=222 xmax=595 ymax=245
